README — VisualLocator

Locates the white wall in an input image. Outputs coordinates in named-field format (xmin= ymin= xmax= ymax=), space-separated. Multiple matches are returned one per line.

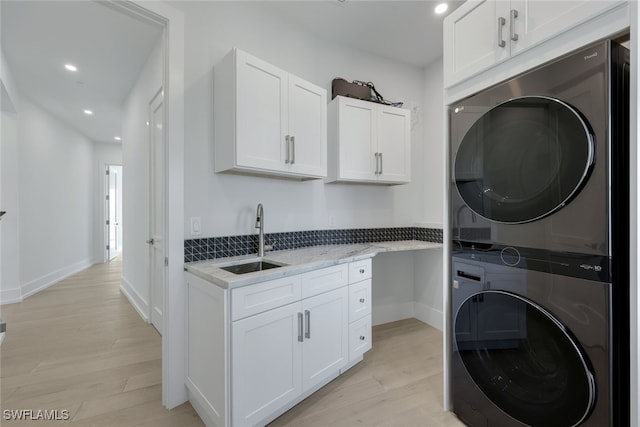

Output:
xmin=121 ymin=38 xmax=163 ymax=317
xmin=1 ymin=50 xmax=21 ymax=304
xmin=179 ymin=2 xmax=429 ymax=239
xmin=421 ymin=58 xmax=446 ymax=227
xmin=16 ymin=96 xmax=94 ymax=298
xmin=92 ymin=141 xmax=123 ymax=263
xmin=2 ymin=49 xmax=96 ymax=303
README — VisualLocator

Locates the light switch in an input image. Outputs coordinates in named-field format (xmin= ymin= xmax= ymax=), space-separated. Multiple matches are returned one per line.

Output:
xmin=190 ymin=217 xmax=202 ymax=236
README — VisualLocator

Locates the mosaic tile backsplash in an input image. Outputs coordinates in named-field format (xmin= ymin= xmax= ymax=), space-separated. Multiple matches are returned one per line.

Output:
xmin=184 ymin=227 xmax=443 ymax=263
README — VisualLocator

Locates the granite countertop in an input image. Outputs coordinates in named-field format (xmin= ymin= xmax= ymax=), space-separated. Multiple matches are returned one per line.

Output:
xmin=185 ymin=240 xmax=442 ymax=289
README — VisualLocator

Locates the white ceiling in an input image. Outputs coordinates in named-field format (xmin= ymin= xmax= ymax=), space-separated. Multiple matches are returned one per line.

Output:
xmin=1 ymin=1 xmax=460 ymax=144
xmin=247 ymin=0 xmax=464 ymax=68
xmin=1 ymin=1 xmax=163 ymax=144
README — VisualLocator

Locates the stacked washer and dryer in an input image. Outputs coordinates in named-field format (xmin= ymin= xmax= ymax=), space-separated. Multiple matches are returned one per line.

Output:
xmin=449 ymin=40 xmax=630 ymax=426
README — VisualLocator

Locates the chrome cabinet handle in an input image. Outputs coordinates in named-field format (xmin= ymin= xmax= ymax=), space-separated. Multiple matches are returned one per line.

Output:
xmin=360 ymin=335 xmax=365 ymax=341
xmin=374 ymin=152 xmax=380 ymax=174
xmin=359 ymin=268 xmax=365 ymax=274
xmin=146 ymin=238 xmax=154 ymax=245
xmin=510 ymin=9 xmax=518 ymax=41
xmin=359 ymin=298 xmax=365 ymax=303
xmin=298 ymin=312 xmax=303 ymax=342
xmin=285 ymin=135 xmax=290 ymax=164
xmin=291 ymin=136 xmax=295 ymax=164
xmin=498 ymin=17 xmax=506 ymax=48
xmin=304 ymin=310 xmax=310 ymax=339
xmin=379 ymin=153 xmax=383 ymax=175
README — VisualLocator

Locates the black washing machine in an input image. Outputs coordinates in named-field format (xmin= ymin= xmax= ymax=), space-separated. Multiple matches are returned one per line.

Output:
xmin=449 ymin=40 xmax=629 ymax=426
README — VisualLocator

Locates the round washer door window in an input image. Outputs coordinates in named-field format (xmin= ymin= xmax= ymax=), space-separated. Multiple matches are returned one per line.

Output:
xmin=454 ymin=291 xmax=596 ymax=427
xmin=454 ymin=96 xmax=595 ymax=223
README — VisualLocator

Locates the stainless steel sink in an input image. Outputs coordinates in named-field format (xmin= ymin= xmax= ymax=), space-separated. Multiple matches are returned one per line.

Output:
xmin=220 ymin=260 xmax=284 ymax=275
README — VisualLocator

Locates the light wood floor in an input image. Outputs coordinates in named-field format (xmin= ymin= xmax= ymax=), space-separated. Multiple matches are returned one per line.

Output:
xmin=1 ymin=259 xmax=464 ymax=427
xmin=270 ymin=319 xmax=465 ymax=427
xmin=0 ymin=258 xmax=202 ymax=426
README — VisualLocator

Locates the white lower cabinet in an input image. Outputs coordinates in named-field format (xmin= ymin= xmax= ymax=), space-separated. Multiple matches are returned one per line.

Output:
xmin=301 ymin=287 xmax=349 ymax=391
xmin=232 ymin=301 xmax=303 ymax=427
xmin=186 ymin=261 xmax=368 ymax=427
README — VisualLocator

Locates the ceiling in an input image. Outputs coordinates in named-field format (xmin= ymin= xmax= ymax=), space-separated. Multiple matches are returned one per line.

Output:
xmin=1 ymin=1 xmax=460 ymax=145
xmin=1 ymin=1 xmax=163 ymax=144
xmin=248 ymin=0 xmax=464 ymax=68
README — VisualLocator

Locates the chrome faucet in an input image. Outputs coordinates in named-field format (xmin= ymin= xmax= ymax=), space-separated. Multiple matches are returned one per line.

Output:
xmin=256 ymin=203 xmax=265 ymax=257
xmin=455 ymin=204 xmax=477 ymax=240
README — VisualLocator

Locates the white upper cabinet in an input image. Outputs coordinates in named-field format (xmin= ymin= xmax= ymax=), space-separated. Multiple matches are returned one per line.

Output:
xmin=443 ymin=0 xmax=510 ymax=88
xmin=376 ymin=105 xmax=412 ymax=183
xmin=288 ymin=74 xmax=328 ymax=177
xmin=444 ymin=0 xmax=625 ymax=88
xmin=214 ymin=48 xmax=327 ymax=179
xmin=328 ymin=96 xmax=411 ymax=185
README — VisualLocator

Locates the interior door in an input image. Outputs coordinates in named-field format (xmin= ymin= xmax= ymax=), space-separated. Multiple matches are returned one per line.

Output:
xmin=106 ymin=164 xmax=122 ymax=261
xmin=149 ymin=89 xmax=165 ymax=335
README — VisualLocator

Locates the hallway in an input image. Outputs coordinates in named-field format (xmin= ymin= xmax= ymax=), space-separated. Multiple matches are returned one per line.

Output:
xmin=0 ymin=259 xmax=202 ymax=426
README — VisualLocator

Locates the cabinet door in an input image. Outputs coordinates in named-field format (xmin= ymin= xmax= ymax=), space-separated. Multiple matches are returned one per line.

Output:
xmin=232 ymin=302 xmax=302 ymax=427
xmin=235 ymin=50 xmax=288 ymax=171
xmin=509 ymin=0 xmax=624 ymax=55
xmin=337 ymin=97 xmax=378 ymax=181
xmin=443 ymin=0 xmax=511 ymax=87
xmin=288 ymin=74 xmax=327 ymax=178
xmin=301 ymin=287 xmax=349 ymax=392
xmin=377 ymin=105 xmax=411 ymax=183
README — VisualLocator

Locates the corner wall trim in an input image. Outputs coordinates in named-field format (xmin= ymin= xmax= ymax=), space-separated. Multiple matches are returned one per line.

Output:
xmin=414 ymin=302 xmax=444 ymax=331
xmin=120 ymin=277 xmax=149 ymax=322
xmin=0 ymin=287 xmax=23 ymax=305
xmin=21 ymin=258 xmax=93 ymax=300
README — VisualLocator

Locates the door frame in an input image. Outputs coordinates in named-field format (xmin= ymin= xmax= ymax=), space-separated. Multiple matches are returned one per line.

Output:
xmin=106 ymin=0 xmax=185 ymax=409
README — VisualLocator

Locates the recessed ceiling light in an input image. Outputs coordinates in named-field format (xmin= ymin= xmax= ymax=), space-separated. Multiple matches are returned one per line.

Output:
xmin=114 ymin=136 xmax=121 ymax=141
xmin=64 ymin=64 xmax=78 ymax=72
xmin=84 ymin=109 xmax=93 ymax=115
xmin=435 ymin=3 xmax=448 ymax=14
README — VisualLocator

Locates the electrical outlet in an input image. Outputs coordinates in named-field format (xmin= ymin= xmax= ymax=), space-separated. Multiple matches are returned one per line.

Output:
xmin=190 ymin=217 xmax=202 ymax=236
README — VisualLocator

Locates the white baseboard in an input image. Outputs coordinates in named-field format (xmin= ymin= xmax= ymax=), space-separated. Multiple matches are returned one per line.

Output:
xmin=372 ymin=302 xmax=415 ymax=326
xmin=0 ymin=287 xmax=23 ymax=305
xmin=120 ymin=277 xmax=149 ymax=322
xmin=21 ymin=258 xmax=93 ymax=300
xmin=414 ymin=302 xmax=444 ymax=331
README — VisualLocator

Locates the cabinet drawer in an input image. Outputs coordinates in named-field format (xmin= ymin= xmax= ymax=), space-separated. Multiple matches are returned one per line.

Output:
xmin=348 ymin=279 xmax=371 ymax=323
xmin=231 ymin=275 xmax=302 ymax=321
xmin=301 ymin=264 xmax=348 ymax=299
xmin=349 ymin=259 xmax=372 ymax=283
xmin=349 ymin=315 xmax=372 ymax=362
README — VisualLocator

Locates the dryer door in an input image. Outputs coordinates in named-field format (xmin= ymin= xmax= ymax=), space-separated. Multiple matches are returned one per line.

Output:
xmin=454 ymin=290 xmax=596 ymax=427
xmin=454 ymin=96 xmax=595 ymax=224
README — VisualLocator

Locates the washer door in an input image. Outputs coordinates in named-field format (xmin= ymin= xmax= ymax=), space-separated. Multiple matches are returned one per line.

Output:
xmin=454 ymin=291 xmax=596 ymax=427
xmin=454 ymin=96 xmax=595 ymax=223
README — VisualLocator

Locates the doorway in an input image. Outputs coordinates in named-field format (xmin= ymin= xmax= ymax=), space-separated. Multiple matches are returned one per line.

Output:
xmin=105 ymin=164 xmax=123 ymax=261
